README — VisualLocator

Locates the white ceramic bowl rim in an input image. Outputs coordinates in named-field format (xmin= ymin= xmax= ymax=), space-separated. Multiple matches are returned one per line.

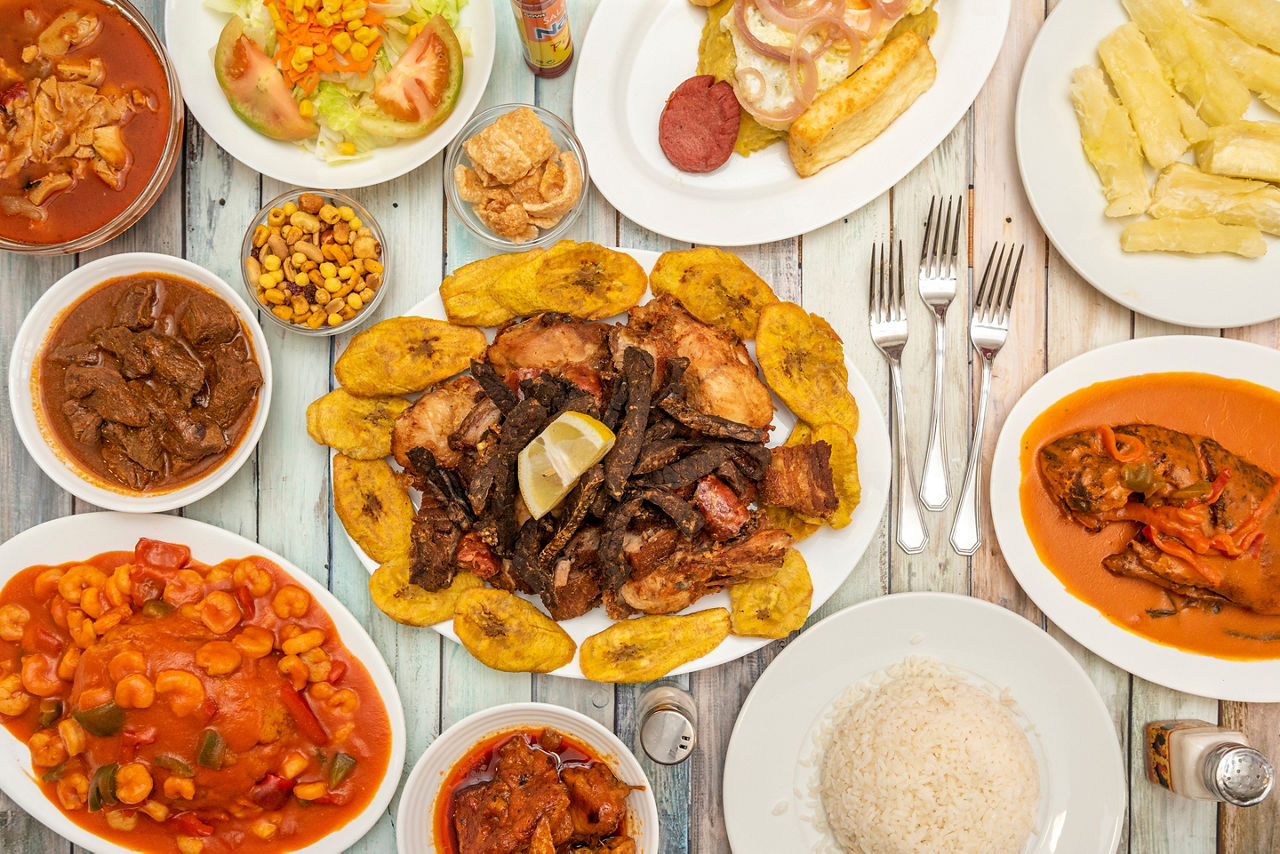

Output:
xmin=8 ymin=252 xmax=273 ymax=512
xmin=396 ymin=701 xmax=660 ymax=854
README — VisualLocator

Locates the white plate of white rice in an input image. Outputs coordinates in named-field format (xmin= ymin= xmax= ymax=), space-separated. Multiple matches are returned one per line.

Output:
xmin=722 ymin=592 xmax=1125 ymax=854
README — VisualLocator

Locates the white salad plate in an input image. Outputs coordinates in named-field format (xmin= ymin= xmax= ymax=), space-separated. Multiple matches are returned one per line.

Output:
xmin=339 ymin=247 xmax=893 ymax=679
xmin=722 ymin=592 xmax=1126 ymax=854
xmin=0 ymin=512 xmax=407 ymax=854
xmin=572 ymin=0 xmax=1010 ymax=246
xmin=1016 ymin=0 xmax=1280 ymax=329
xmin=990 ymin=335 xmax=1280 ymax=702
xmin=164 ymin=0 xmax=496 ymax=188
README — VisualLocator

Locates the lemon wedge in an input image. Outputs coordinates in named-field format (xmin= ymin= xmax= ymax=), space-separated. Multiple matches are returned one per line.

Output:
xmin=518 ymin=411 xmax=616 ymax=519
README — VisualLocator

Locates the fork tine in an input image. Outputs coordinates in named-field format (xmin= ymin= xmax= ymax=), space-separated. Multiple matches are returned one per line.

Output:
xmin=920 ymin=198 xmax=936 ymax=269
xmin=870 ymin=243 xmax=880 ymax=320
xmin=998 ymin=244 xmax=1025 ymax=325
xmin=895 ymin=239 xmax=906 ymax=322
xmin=938 ymin=197 xmax=953 ymax=277
xmin=948 ymin=196 xmax=962 ymax=278
xmin=990 ymin=245 xmax=1011 ymax=323
xmin=974 ymin=243 xmax=998 ymax=318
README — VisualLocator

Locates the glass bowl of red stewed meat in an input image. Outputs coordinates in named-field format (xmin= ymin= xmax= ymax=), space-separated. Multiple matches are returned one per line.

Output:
xmin=8 ymin=252 xmax=272 ymax=511
xmin=396 ymin=702 xmax=659 ymax=854
xmin=0 ymin=0 xmax=183 ymax=254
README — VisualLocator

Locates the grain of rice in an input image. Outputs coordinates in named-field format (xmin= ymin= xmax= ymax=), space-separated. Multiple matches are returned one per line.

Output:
xmin=818 ymin=656 xmax=1039 ymax=854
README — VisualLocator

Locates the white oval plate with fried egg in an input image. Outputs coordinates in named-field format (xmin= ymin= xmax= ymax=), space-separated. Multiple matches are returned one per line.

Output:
xmin=572 ymin=0 xmax=1011 ymax=246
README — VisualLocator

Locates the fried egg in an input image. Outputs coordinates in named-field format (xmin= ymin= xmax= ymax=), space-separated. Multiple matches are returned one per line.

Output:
xmin=722 ymin=0 xmax=935 ymax=128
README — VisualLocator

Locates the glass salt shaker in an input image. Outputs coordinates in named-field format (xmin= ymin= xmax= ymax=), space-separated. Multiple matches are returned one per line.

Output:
xmin=1145 ymin=719 xmax=1274 ymax=806
xmin=637 ymin=685 xmax=697 ymax=765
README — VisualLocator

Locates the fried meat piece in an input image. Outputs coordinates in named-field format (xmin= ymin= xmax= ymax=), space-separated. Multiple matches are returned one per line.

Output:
xmin=618 ymin=522 xmax=792 ymax=614
xmin=487 ymin=313 xmax=610 ymax=402
xmin=561 ymin=762 xmax=632 ymax=839
xmin=762 ymin=441 xmax=839 ymax=519
xmin=452 ymin=735 xmax=574 ymax=854
xmin=391 ymin=375 xmax=487 ymax=470
xmin=611 ymin=295 xmax=773 ymax=430
xmin=408 ymin=491 xmax=462 ymax=592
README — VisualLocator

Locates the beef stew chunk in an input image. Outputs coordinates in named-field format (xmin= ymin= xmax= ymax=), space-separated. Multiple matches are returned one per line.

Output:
xmin=39 ymin=274 xmax=262 ymax=491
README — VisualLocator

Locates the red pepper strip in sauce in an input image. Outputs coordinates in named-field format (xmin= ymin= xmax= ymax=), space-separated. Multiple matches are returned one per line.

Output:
xmin=1143 ymin=525 xmax=1224 ymax=586
xmin=120 ymin=726 xmax=158 ymax=763
xmin=1205 ymin=469 xmax=1232 ymax=505
xmin=250 ymin=773 xmax=296 ymax=810
xmin=236 ymin=586 xmax=256 ymax=619
xmin=1098 ymin=425 xmax=1145 ymax=463
xmin=172 ymin=812 xmax=215 ymax=837
xmin=329 ymin=659 xmax=348 ymax=684
xmin=31 ymin=626 xmax=63 ymax=657
xmin=281 ymin=686 xmax=328 ymax=744
xmin=135 ymin=539 xmax=191 ymax=571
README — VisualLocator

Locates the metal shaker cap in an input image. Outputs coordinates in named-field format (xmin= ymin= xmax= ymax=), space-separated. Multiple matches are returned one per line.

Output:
xmin=638 ymin=686 xmax=697 ymax=765
xmin=1204 ymin=744 xmax=1274 ymax=806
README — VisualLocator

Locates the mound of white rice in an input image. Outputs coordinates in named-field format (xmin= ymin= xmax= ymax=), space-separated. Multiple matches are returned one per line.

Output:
xmin=818 ymin=656 xmax=1039 ymax=854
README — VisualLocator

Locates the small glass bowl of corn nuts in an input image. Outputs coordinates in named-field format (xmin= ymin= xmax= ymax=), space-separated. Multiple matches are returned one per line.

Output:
xmin=240 ymin=188 xmax=387 ymax=336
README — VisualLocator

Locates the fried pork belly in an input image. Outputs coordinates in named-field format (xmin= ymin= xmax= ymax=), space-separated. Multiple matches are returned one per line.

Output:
xmin=391 ymin=375 xmax=487 ymax=469
xmin=611 ymin=295 xmax=773 ymax=430
xmin=762 ymin=441 xmax=839 ymax=518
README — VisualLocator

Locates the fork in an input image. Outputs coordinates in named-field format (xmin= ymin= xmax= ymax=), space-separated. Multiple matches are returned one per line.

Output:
xmin=918 ymin=196 xmax=962 ymax=511
xmin=949 ymin=243 xmax=1025 ymax=556
xmin=870 ymin=240 xmax=928 ymax=555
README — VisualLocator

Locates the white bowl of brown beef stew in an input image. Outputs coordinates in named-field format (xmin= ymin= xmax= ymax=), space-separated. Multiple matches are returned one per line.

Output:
xmin=9 ymin=252 xmax=272 ymax=511
xmin=396 ymin=701 xmax=659 ymax=854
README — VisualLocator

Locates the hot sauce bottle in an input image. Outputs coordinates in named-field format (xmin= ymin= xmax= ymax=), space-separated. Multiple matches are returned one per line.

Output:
xmin=509 ymin=0 xmax=573 ymax=78
xmin=1145 ymin=720 xmax=1274 ymax=806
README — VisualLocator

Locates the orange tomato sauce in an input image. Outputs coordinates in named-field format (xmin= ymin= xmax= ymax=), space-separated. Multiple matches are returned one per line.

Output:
xmin=1019 ymin=372 xmax=1280 ymax=660
xmin=0 ymin=539 xmax=392 ymax=853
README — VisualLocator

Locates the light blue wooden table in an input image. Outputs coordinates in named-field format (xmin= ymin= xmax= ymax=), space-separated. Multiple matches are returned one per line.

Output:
xmin=1 ymin=0 xmax=1276 ymax=851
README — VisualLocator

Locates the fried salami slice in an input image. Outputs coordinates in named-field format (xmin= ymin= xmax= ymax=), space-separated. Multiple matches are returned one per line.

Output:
xmin=659 ymin=75 xmax=740 ymax=173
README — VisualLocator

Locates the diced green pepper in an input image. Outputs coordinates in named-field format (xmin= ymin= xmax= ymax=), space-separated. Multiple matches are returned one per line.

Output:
xmin=1121 ymin=462 xmax=1156 ymax=493
xmin=38 ymin=698 xmax=64 ymax=729
xmin=87 ymin=763 xmax=118 ymax=812
xmin=1169 ymin=480 xmax=1212 ymax=501
xmin=142 ymin=600 xmax=176 ymax=618
xmin=153 ymin=754 xmax=195 ymax=778
xmin=41 ymin=762 xmax=67 ymax=783
xmin=196 ymin=729 xmax=227 ymax=769
xmin=73 ymin=702 xmax=124 ymax=737
xmin=328 ymin=752 xmax=357 ymax=789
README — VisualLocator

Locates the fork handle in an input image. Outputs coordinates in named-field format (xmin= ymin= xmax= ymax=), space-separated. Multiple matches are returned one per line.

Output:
xmin=889 ymin=362 xmax=928 ymax=554
xmin=949 ymin=358 xmax=993 ymax=556
xmin=919 ymin=314 xmax=951 ymax=510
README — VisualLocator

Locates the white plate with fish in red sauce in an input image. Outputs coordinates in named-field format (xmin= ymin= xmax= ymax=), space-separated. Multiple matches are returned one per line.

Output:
xmin=990 ymin=335 xmax=1280 ymax=702
xmin=336 ymin=247 xmax=893 ymax=680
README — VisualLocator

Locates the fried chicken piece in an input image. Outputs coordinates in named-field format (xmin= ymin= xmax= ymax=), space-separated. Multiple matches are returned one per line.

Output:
xmin=391 ymin=375 xmax=487 ymax=470
xmin=611 ymin=295 xmax=772 ymax=430
xmin=562 ymin=762 xmax=632 ymax=839
xmin=487 ymin=313 xmax=610 ymax=401
xmin=762 ymin=441 xmax=839 ymax=518
xmin=452 ymin=735 xmax=573 ymax=854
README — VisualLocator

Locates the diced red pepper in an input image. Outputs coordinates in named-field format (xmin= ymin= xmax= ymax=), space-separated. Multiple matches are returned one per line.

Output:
xmin=172 ymin=812 xmax=214 ymax=837
xmin=31 ymin=627 xmax=63 ymax=657
xmin=249 ymin=773 xmax=295 ymax=810
xmin=119 ymin=726 xmax=158 ymax=763
xmin=135 ymin=539 xmax=191 ymax=571
xmin=280 ymin=686 xmax=328 ymax=745
xmin=328 ymin=659 xmax=347 ymax=684
xmin=235 ymin=586 xmax=256 ymax=619
xmin=196 ymin=698 xmax=220 ymax=724
xmin=129 ymin=567 xmax=167 ymax=607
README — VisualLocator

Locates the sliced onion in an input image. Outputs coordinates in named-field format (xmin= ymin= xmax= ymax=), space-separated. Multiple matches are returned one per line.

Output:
xmin=734 ymin=66 xmax=767 ymax=102
xmin=868 ymin=0 xmax=911 ymax=20
xmin=733 ymin=0 xmax=793 ymax=62
xmin=754 ymin=0 xmax=842 ymax=31
xmin=0 ymin=195 xmax=46 ymax=221
xmin=788 ymin=46 xmax=819 ymax=109
xmin=795 ymin=15 xmax=864 ymax=76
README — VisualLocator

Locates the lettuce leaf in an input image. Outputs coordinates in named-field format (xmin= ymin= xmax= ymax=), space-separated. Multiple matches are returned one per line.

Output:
xmin=203 ymin=0 xmax=276 ymax=53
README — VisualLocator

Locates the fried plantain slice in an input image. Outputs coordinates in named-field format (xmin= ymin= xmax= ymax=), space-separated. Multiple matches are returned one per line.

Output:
xmin=453 ymin=588 xmax=577 ymax=673
xmin=763 ymin=421 xmax=822 ymax=540
xmin=332 ymin=454 xmax=414 ymax=563
xmin=490 ymin=240 xmax=648 ymax=320
xmin=440 ymin=249 xmax=545 ymax=326
xmin=728 ymin=548 xmax=813 ymax=638
xmin=578 ymin=609 xmax=730 ymax=682
xmin=370 ymin=558 xmax=483 ymax=626
xmin=648 ymin=247 xmax=779 ymax=340
xmin=811 ymin=422 xmax=860 ymax=528
xmin=334 ymin=316 xmax=487 ymax=396
xmin=756 ymin=302 xmax=859 ymax=434
xmin=306 ymin=389 xmax=411 ymax=459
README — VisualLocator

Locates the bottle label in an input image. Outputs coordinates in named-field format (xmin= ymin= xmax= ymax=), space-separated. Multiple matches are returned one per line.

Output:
xmin=511 ymin=0 xmax=572 ymax=70
xmin=1144 ymin=719 xmax=1213 ymax=790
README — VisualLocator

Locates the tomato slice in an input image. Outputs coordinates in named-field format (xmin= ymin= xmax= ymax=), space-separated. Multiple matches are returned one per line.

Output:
xmin=213 ymin=17 xmax=317 ymax=141
xmin=373 ymin=14 xmax=463 ymax=126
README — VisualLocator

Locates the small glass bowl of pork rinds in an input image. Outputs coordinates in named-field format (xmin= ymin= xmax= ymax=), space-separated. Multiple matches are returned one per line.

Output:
xmin=446 ymin=103 xmax=589 ymax=251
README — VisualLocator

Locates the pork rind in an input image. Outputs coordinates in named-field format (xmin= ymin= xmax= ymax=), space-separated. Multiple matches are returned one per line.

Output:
xmin=454 ymin=106 xmax=585 ymax=243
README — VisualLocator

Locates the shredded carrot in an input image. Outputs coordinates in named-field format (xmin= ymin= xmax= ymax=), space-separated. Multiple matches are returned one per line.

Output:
xmin=1097 ymin=425 xmax=1144 ymax=463
xmin=265 ymin=0 xmax=386 ymax=95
